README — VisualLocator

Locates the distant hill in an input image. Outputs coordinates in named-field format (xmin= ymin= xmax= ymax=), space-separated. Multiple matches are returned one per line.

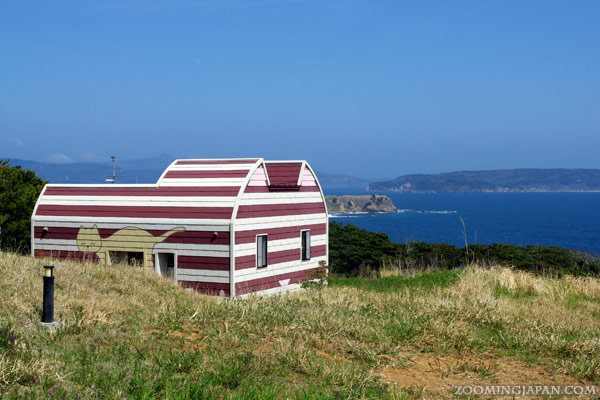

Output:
xmin=314 ymin=171 xmax=370 ymax=189
xmin=2 ymin=155 xmax=370 ymax=189
xmin=6 ymin=154 xmax=175 ymax=184
xmin=368 ymin=169 xmax=600 ymax=193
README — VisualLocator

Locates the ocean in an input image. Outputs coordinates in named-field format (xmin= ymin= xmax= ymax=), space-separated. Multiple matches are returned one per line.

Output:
xmin=325 ymin=189 xmax=600 ymax=255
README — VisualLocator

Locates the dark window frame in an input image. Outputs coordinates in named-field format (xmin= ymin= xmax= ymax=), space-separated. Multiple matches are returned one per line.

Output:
xmin=301 ymin=230 xmax=311 ymax=261
xmin=256 ymin=234 xmax=268 ymax=268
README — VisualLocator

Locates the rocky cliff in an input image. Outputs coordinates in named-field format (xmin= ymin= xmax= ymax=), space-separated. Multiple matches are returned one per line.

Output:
xmin=325 ymin=195 xmax=397 ymax=213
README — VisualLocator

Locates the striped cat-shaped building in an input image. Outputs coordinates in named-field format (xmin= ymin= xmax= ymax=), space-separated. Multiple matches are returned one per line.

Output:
xmin=31 ymin=159 xmax=328 ymax=297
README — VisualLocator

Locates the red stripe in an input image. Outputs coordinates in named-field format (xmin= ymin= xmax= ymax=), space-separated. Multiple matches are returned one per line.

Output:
xmin=265 ymin=163 xmax=302 ymax=169
xmin=163 ymin=231 xmax=229 ymax=244
xmin=36 ymin=205 xmax=233 ymax=219
xmin=236 ymin=203 xmax=326 ymax=218
xmin=265 ymin=163 xmax=302 ymax=187
xmin=235 ymin=223 xmax=326 ymax=244
xmin=179 ymin=281 xmax=230 ymax=296
xmin=267 ymin=170 xmax=303 ymax=176
xmin=43 ymin=187 xmax=241 ymax=197
xmin=176 ymin=160 xmax=258 ymax=165
xmin=164 ymin=170 xmax=249 ymax=178
xmin=235 ymin=245 xmax=326 ymax=270
xmin=34 ymin=226 xmax=79 ymax=240
xmin=235 ymin=266 xmax=325 ymax=295
xmin=34 ymin=226 xmax=230 ymax=244
xmin=235 ymin=255 xmax=255 ymax=270
xmin=178 ymin=256 xmax=230 ymax=271
xmin=267 ymin=186 xmax=300 ymax=191
xmin=243 ymin=186 xmax=320 ymax=193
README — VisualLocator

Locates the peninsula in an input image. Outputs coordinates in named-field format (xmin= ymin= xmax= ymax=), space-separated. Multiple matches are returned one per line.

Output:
xmin=325 ymin=195 xmax=397 ymax=213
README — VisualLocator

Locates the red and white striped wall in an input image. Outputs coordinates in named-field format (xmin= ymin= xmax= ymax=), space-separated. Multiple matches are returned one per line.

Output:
xmin=31 ymin=158 xmax=328 ymax=297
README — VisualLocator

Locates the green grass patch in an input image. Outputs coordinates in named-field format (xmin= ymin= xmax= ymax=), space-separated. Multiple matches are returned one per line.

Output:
xmin=566 ymin=293 xmax=600 ymax=309
xmin=329 ymin=269 xmax=462 ymax=292
xmin=493 ymin=284 xmax=537 ymax=300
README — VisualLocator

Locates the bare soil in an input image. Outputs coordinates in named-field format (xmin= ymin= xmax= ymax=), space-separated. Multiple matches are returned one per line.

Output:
xmin=380 ymin=350 xmax=585 ymax=398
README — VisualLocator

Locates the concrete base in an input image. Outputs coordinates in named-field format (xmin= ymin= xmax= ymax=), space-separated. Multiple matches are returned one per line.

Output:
xmin=40 ymin=321 xmax=61 ymax=328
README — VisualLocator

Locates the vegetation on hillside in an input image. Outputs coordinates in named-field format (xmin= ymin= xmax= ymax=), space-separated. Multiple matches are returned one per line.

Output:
xmin=0 ymin=252 xmax=599 ymax=399
xmin=0 ymin=160 xmax=47 ymax=253
xmin=329 ymin=221 xmax=600 ymax=277
xmin=368 ymin=168 xmax=600 ymax=192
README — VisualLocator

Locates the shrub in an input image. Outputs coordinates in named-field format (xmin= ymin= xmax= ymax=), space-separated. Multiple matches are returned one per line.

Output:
xmin=0 ymin=160 xmax=47 ymax=253
xmin=329 ymin=222 xmax=600 ymax=277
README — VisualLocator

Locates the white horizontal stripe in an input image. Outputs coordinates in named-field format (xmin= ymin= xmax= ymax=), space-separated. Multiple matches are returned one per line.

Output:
xmin=168 ymin=164 xmax=254 ymax=171
xmin=236 ymin=257 xmax=326 ymax=281
xmin=239 ymin=196 xmax=323 ymax=206
xmin=159 ymin=248 xmax=229 ymax=257
xmin=153 ymin=242 xmax=229 ymax=254
xmin=240 ymin=191 xmax=323 ymax=201
xmin=39 ymin=196 xmax=237 ymax=206
xmin=234 ymin=215 xmax=327 ymax=230
xmin=176 ymin=274 xmax=229 ymax=284
xmin=177 ymin=268 xmax=230 ymax=278
xmin=32 ymin=221 xmax=229 ymax=231
xmin=174 ymin=158 xmax=259 ymax=162
xmin=235 ymin=235 xmax=326 ymax=257
xmin=34 ymin=243 xmax=80 ymax=252
xmin=34 ymin=239 xmax=76 ymax=248
xmin=238 ymin=283 xmax=303 ymax=298
xmin=33 ymin=216 xmax=232 ymax=225
xmin=160 ymin=179 xmax=246 ymax=186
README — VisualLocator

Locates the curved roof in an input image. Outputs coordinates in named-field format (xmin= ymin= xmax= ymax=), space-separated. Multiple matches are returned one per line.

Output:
xmin=32 ymin=158 xmax=325 ymax=224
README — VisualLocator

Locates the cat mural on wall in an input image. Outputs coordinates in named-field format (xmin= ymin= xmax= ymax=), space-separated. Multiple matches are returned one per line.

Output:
xmin=76 ymin=225 xmax=185 ymax=268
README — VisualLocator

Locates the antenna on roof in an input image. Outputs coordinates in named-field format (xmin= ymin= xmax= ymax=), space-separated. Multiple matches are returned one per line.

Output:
xmin=105 ymin=155 xmax=119 ymax=183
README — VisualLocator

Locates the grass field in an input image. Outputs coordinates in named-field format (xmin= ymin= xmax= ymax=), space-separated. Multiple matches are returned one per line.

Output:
xmin=1 ymin=251 xmax=599 ymax=399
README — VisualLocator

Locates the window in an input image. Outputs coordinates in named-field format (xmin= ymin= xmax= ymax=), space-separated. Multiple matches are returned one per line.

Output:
xmin=257 ymin=235 xmax=268 ymax=268
xmin=109 ymin=251 xmax=144 ymax=267
xmin=301 ymin=230 xmax=311 ymax=261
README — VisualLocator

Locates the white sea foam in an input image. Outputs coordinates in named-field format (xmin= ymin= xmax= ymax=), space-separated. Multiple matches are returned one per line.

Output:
xmin=397 ymin=209 xmax=457 ymax=214
xmin=329 ymin=210 xmax=457 ymax=217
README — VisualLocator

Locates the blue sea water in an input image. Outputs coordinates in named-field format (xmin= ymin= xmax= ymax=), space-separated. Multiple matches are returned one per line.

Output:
xmin=325 ymin=189 xmax=600 ymax=255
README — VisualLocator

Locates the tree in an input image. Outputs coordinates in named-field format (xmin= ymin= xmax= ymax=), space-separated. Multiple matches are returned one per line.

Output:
xmin=328 ymin=221 xmax=399 ymax=274
xmin=0 ymin=160 xmax=47 ymax=253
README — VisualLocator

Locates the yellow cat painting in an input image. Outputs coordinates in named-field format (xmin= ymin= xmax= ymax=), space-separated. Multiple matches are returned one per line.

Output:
xmin=77 ymin=225 xmax=185 ymax=268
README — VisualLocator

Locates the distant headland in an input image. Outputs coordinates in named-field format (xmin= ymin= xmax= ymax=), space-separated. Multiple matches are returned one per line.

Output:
xmin=325 ymin=195 xmax=397 ymax=213
xmin=368 ymin=169 xmax=600 ymax=193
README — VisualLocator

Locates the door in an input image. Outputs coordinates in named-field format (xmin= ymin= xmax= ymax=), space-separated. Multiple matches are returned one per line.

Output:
xmin=156 ymin=252 xmax=176 ymax=281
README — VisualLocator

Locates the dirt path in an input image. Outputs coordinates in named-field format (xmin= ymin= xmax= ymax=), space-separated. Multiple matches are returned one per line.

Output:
xmin=380 ymin=350 xmax=589 ymax=398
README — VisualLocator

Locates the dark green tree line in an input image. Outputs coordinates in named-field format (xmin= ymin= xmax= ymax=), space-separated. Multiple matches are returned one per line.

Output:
xmin=0 ymin=160 xmax=47 ymax=253
xmin=329 ymin=221 xmax=600 ymax=277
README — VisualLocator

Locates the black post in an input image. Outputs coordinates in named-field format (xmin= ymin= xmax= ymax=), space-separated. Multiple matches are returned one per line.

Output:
xmin=42 ymin=265 xmax=55 ymax=324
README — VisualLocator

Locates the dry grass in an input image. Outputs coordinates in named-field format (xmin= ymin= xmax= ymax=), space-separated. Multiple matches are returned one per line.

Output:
xmin=0 ymin=250 xmax=208 ymax=332
xmin=0 ymin=251 xmax=599 ymax=398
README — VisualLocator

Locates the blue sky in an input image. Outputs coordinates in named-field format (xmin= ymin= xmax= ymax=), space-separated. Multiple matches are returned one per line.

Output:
xmin=1 ymin=0 xmax=599 ymax=179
